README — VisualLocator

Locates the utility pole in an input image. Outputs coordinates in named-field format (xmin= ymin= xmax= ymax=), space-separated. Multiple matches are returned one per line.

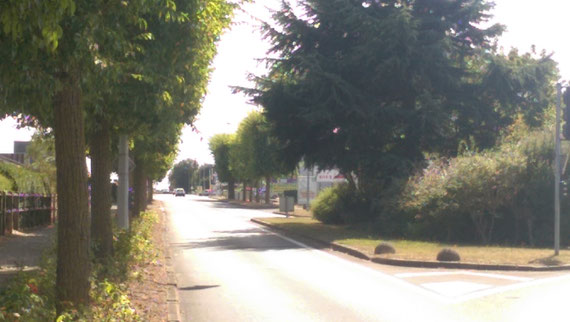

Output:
xmin=306 ymin=167 xmax=311 ymax=209
xmin=118 ymin=135 xmax=129 ymax=230
xmin=555 ymin=83 xmax=562 ymax=255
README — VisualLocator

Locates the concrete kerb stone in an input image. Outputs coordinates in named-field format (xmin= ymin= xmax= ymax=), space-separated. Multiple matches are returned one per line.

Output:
xmin=251 ymin=218 xmax=370 ymax=260
xmin=251 ymin=218 xmax=570 ymax=272
xmin=272 ymin=211 xmax=306 ymax=218
xmin=160 ymin=205 xmax=181 ymax=322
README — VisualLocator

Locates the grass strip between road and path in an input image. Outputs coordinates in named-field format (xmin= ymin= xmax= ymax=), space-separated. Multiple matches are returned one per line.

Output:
xmin=259 ymin=217 xmax=570 ymax=267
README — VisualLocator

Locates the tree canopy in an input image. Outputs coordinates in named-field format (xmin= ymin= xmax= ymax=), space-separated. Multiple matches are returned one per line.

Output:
xmin=210 ymin=133 xmax=237 ymax=199
xmin=169 ymin=159 xmax=199 ymax=192
xmin=0 ymin=0 xmax=238 ymax=313
xmin=247 ymin=0 xmax=557 ymax=197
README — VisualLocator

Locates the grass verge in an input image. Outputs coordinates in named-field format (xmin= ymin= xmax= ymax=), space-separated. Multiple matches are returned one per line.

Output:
xmin=260 ymin=217 xmax=570 ymax=266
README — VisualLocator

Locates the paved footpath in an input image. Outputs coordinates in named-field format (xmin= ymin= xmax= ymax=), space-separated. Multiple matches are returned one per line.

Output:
xmin=0 ymin=225 xmax=55 ymax=287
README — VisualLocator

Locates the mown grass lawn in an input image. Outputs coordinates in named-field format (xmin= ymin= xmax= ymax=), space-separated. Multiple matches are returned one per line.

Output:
xmin=261 ymin=217 xmax=570 ymax=266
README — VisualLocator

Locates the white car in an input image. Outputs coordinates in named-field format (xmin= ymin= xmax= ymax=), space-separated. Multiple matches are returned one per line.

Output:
xmin=174 ymin=188 xmax=185 ymax=197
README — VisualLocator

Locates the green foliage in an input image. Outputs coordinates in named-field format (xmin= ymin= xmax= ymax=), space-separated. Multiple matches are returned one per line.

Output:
xmin=402 ymin=122 xmax=562 ymax=246
xmin=311 ymin=184 xmax=368 ymax=225
xmin=232 ymin=111 xmax=292 ymax=183
xmin=246 ymin=0 xmax=557 ymax=201
xmin=0 ymin=173 xmax=12 ymax=191
xmin=436 ymin=248 xmax=460 ymax=262
xmin=0 ymin=0 xmax=75 ymax=51
xmin=168 ymin=159 xmax=199 ymax=192
xmin=0 ymin=162 xmax=49 ymax=194
xmin=26 ymin=133 xmax=57 ymax=193
xmin=0 ymin=211 xmax=159 ymax=321
xmin=112 ymin=211 xmax=158 ymax=279
xmin=209 ymin=134 xmax=236 ymax=184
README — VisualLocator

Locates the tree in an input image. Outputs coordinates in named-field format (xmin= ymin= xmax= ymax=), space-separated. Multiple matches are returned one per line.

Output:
xmin=209 ymin=134 xmax=237 ymax=199
xmin=198 ymin=164 xmax=215 ymax=191
xmin=169 ymin=159 xmax=199 ymax=192
xmin=233 ymin=111 xmax=291 ymax=203
xmin=26 ymin=132 xmax=57 ymax=193
xmin=86 ymin=0 xmax=236 ymax=262
xmin=246 ymin=0 xmax=556 ymax=205
xmin=0 ymin=0 xmax=237 ymax=312
xmin=132 ymin=120 xmax=181 ymax=216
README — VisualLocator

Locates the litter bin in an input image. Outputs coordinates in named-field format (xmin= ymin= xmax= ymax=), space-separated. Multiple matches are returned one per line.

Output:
xmin=279 ymin=194 xmax=294 ymax=213
xmin=283 ymin=190 xmax=297 ymax=204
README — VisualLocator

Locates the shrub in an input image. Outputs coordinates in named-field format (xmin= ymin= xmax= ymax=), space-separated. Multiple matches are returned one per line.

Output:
xmin=0 ymin=211 xmax=159 ymax=321
xmin=312 ymin=186 xmax=344 ymax=224
xmin=374 ymin=242 xmax=396 ymax=255
xmin=312 ymin=184 xmax=369 ymax=225
xmin=0 ymin=162 xmax=49 ymax=193
xmin=401 ymin=125 xmax=560 ymax=246
xmin=0 ymin=173 xmax=12 ymax=191
xmin=436 ymin=248 xmax=460 ymax=262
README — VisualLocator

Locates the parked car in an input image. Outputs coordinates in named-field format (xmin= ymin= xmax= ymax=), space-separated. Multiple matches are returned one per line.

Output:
xmin=174 ymin=188 xmax=185 ymax=197
xmin=199 ymin=189 xmax=210 ymax=196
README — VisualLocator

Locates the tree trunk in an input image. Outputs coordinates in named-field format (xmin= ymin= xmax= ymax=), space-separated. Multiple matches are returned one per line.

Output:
xmin=147 ymin=178 xmax=153 ymax=204
xmin=228 ymin=179 xmax=235 ymax=200
xmin=242 ymin=182 xmax=246 ymax=201
xmin=265 ymin=176 xmax=271 ymax=204
xmin=90 ymin=116 xmax=113 ymax=263
xmin=54 ymin=74 xmax=91 ymax=313
xmin=255 ymin=181 xmax=260 ymax=203
xmin=133 ymin=157 xmax=147 ymax=216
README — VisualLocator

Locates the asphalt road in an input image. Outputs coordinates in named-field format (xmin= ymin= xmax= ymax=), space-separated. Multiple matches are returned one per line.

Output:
xmin=159 ymin=194 xmax=570 ymax=322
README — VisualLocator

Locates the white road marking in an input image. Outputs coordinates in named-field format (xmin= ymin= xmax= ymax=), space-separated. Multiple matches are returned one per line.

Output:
xmin=451 ymin=273 xmax=570 ymax=304
xmin=255 ymin=224 xmax=450 ymax=303
xmin=421 ymin=281 xmax=492 ymax=297
xmin=254 ymin=221 xmax=570 ymax=305
xmin=396 ymin=271 xmax=533 ymax=282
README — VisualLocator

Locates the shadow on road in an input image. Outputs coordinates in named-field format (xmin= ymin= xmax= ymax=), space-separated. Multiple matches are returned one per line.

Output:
xmin=191 ymin=199 xmax=219 ymax=203
xmin=170 ymin=227 xmax=322 ymax=252
xmin=178 ymin=285 xmax=220 ymax=291
xmin=208 ymin=201 xmax=277 ymax=211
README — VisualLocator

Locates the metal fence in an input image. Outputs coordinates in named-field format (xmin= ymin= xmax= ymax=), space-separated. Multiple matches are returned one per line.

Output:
xmin=0 ymin=192 xmax=56 ymax=236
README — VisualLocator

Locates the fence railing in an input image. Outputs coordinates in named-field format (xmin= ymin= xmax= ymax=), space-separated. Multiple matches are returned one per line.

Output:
xmin=0 ymin=192 xmax=56 ymax=236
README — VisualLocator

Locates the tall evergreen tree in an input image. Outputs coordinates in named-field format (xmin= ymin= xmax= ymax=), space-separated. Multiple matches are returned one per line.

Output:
xmin=247 ymin=0 xmax=556 ymax=201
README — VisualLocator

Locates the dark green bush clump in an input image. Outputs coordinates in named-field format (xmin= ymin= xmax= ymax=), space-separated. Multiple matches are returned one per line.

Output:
xmin=437 ymin=248 xmax=460 ymax=262
xmin=401 ymin=123 xmax=568 ymax=246
xmin=311 ymin=184 xmax=369 ymax=225
xmin=374 ymin=242 xmax=396 ymax=255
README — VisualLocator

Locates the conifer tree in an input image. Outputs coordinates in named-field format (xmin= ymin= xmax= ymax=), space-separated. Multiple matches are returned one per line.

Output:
xmin=248 ymin=0 xmax=556 ymax=202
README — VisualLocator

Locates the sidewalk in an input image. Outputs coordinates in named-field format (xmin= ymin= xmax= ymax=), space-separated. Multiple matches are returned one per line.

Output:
xmin=0 ymin=225 xmax=55 ymax=287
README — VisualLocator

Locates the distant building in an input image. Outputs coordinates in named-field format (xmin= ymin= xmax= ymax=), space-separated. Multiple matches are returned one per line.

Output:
xmin=0 ymin=141 xmax=31 ymax=165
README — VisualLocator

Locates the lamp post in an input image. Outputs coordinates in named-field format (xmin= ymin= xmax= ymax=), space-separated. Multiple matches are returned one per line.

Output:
xmin=555 ymin=83 xmax=562 ymax=255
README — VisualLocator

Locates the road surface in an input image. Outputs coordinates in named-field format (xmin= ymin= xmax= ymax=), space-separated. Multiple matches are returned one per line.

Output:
xmin=158 ymin=194 xmax=570 ymax=322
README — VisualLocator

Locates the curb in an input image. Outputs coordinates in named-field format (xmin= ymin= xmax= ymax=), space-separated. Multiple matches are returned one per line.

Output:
xmin=251 ymin=218 xmax=570 ymax=272
xmin=251 ymin=218 xmax=370 ymax=260
xmin=370 ymin=257 xmax=570 ymax=272
xmin=161 ymin=206 xmax=181 ymax=322
xmin=271 ymin=211 xmax=307 ymax=218
xmin=215 ymin=198 xmax=278 ymax=210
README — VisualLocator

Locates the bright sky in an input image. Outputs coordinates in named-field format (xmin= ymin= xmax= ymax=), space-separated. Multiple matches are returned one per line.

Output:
xmin=1 ymin=0 xmax=570 ymax=164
